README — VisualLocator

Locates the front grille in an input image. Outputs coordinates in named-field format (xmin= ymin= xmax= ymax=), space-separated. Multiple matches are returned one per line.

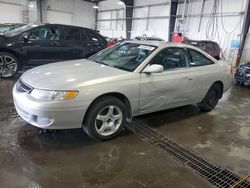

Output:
xmin=16 ymin=79 xmax=32 ymax=93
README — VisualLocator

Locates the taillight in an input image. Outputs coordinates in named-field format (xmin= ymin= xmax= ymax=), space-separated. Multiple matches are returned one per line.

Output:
xmin=229 ymin=66 xmax=234 ymax=76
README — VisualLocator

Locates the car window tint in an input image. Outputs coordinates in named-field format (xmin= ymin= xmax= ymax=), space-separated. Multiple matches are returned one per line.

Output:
xmin=189 ymin=49 xmax=214 ymax=66
xmin=64 ymin=27 xmax=81 ymax=40
xmin=0 ymin=25 xmax=12 ymax=33
xmin=151 ymin=48 xmax=189 ymax=70
xmin=213 ymin=43 xmax=220 ymax=51
xmin=29 ymin=27 xmax=60 ymax=40
xmin=86 ymin=30 xmax=102 ymax=42
xmin=205 ymin=42 xmax=214 ymax=50
xmin=197 ymin=43 xmax=206 ymax=50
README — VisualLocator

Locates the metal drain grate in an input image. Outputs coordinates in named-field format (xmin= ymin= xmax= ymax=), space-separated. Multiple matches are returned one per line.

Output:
xmin=127 ymin=120 xmax=250 ymax=188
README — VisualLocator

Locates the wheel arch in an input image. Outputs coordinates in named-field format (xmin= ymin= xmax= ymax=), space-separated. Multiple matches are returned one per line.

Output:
xmin=83 ymin=92 xmax=133 ymax=125
xmin=213 ymin=80 xmax=224 ymax=98
xmin=0 ymin=48 xmax=23 ymax=66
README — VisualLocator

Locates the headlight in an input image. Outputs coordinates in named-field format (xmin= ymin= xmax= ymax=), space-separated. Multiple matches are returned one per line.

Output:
xmin=30 ymin=89 xmax=78 ymax=101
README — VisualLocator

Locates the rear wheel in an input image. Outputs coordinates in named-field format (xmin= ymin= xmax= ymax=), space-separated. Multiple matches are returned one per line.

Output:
xmin=198 ymin=83 xmax=222 ymax=112
xmin=83 ymin=96 xmax=127 ymax=141
xmin=235 ymin=80 xmax=244 ymax=86
xmin=0 ymin=52 xmax=19 ymax=78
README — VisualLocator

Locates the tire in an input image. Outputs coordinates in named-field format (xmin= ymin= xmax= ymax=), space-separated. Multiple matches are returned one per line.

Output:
xmin=83 ymin=96 xmax=127 ymax=141
xmin=198 ymin=83 xmax=222 ymax=112
xmin=0 ymin=52 xmax=20 ymax=78
xmin=236 ymin=81 xmax=244 ymax=86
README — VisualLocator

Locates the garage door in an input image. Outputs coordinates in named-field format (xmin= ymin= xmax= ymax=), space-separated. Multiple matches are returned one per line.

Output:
xmin=47 ymin=10 xmax=72 ymax=25
xmin=0 ymin=2 xmax=22 ymax=23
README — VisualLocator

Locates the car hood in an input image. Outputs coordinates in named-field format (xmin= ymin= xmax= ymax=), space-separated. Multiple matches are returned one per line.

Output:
xmin=21 ymin=59 xmax=130 ymax=90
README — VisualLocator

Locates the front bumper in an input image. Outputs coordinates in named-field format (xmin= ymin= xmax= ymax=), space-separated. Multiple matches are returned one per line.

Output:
xmin=13 ymin=85 xmax=86 ymax=129
xmin=234 ymin=74 xmax=250 ymax=84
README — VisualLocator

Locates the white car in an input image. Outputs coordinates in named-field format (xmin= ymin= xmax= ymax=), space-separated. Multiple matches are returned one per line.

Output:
xmin=13 ymin=41 xmax=232 ymax=140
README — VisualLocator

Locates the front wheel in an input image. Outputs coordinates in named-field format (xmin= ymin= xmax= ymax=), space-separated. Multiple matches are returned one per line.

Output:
xmin=198 ymin=83 xmax=222 ymax=112
xmin=83 ymin=96 xmax=127 ymax=141
xmin=0 ymin=52 xmax=20 ymax=78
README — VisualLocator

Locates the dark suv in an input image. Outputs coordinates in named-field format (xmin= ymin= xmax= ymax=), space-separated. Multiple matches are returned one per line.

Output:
xmin=184 ymin=40 xmax=221 ymax=60
xmin=0 ymin=24 xmax=107 ymax=78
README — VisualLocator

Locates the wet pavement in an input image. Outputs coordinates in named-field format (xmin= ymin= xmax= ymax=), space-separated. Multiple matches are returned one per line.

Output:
xmin=0 ymin=77 xmax=249 ymax=188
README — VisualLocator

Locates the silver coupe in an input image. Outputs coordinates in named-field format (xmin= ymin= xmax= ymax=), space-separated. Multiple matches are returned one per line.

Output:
xmin=13 ymin=41 xmax=232 ymax=140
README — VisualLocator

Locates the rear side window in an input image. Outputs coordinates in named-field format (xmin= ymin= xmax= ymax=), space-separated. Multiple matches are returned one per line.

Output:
xmin=188 ymin=49 xmax=214 ymax=67
xmin=205 ymin=42 xmax=214 ymax=51
xmin=197 ymin=42 xmax=206 ymax=50
xmin=213 ymin=43 xmax=220 ymax=51
xmin=64 ymin=27 xmax=81 ymax=40
xmin=86 ymin=30 xmax=103 ymax=42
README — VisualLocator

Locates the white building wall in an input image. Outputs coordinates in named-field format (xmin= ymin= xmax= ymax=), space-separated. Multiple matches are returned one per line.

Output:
xmin=46 ymin=0 xmax=95 ymax=29
xmin=176 ymin=0 xmax=247 ymax=65
xmin=0 ymin=0 xmax=95 ymax=28
xmin=98 ymin=0 xmax=126 ymax=38
xmin=0 ymin=0 xmax=28 ymax=23
xmin=131 ymin=0 xmax=170 ymax=40
xmin=98 ymin=0 xmax=171 ymax=40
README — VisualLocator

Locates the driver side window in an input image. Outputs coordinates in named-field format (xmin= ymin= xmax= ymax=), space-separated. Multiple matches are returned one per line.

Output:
xmin=29 ymin=27 xmax=60 ymax=40
xmin=151 ymin=48 xmax=189 ymax=70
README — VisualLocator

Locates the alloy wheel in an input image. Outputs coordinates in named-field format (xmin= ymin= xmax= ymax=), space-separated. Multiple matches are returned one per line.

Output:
xmin=0 ymin=55 xmax=18 ymax=78
xmin=95 ymin=105 xmax=123 ymax=136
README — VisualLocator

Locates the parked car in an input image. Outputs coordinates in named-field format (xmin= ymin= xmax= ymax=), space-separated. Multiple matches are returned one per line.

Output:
xmin=0 ymin=23 xmax=25 ymax=34
xmin=106 ymin=37 xmax=118 ymax=47
xmin=234 ymin=61 xmax=250 ymax=85
xmin=134 ymin=36 xmax=165 ymax=41
xmin=184 ymin=40 xmax=221 ymax=60
xmin=13 ymin=41 xmax=232 ymax=141
xmin=104 ymin=37 xmax=126 ymax=47
xmin=0 ymin=23 xmax=107 ymax=78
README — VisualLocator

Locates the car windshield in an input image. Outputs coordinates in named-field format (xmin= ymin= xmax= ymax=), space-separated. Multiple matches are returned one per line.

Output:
xmin=4 ymin=24 xmax=38 ymax=37
xmin=89 ymin=42 xmax=156 ymax=72
xmin=0 ymin=25 xmax=13 ymax=33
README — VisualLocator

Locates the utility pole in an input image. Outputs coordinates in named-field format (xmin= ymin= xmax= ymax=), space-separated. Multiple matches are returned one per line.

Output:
xmin=236 ymin=0 xmax=250 ymax=67
xmin=124 ymin=0 xmax=134 ymax=39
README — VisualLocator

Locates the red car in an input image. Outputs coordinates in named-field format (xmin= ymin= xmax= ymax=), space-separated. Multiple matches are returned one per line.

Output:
xmin=104 ymin=37 xmax=118 ymax=47
xmin=184 ymin=40 xmax=221 ymax=60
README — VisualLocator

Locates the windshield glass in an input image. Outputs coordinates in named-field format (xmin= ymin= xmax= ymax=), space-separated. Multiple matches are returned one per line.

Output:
xmin=4 ymin=24 xmax=38 ymax=37
xmin=89 ymin=42 xmax=157 ymax=72
xmin=0 ymin=25 xmax=13 ymax=33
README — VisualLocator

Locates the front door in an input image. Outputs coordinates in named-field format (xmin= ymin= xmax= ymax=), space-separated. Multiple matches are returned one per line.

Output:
xmin=139 ymin=47 xmax=198 ymax=113
xmin=22 ymin=26 xmax=62 ymax=65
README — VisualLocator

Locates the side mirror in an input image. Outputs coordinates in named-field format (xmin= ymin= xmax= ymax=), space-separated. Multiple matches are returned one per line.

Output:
xmin=143 ymin=64 xmax=164 ymax=74
xmin=23 ymin=34 xmax=29 ymax=42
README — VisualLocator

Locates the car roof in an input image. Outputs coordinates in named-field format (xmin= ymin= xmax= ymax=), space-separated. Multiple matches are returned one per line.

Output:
xmin=126 ymin=40 xmax=199 ymax=49
xmin=187 ymin=40 xmax=218 ymax=44
xmin=128 ymin=40 xmax=166 ymax=46
xmin=0 ymin=23 xmax=24 ymax=26
xmin=39 ymin=23 xmax=92 ymax=30
xmin=125 ymin=40 xmax=213 ymax=57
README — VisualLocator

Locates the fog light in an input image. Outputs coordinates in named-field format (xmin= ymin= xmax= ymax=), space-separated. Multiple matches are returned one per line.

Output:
xmin=36 ymin=116 xmax=54 ymax=126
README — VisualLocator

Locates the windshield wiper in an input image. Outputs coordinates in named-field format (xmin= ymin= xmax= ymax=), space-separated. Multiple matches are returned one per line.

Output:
xmin=91 ymin=59 xmax=114 ymax=68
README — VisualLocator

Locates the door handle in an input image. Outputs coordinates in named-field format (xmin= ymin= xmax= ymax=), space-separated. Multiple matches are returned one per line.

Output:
xmin=187 ymin=77 xmax=193 ymax=80
xmin=49 ymin=42 xmax=58 ymax=46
